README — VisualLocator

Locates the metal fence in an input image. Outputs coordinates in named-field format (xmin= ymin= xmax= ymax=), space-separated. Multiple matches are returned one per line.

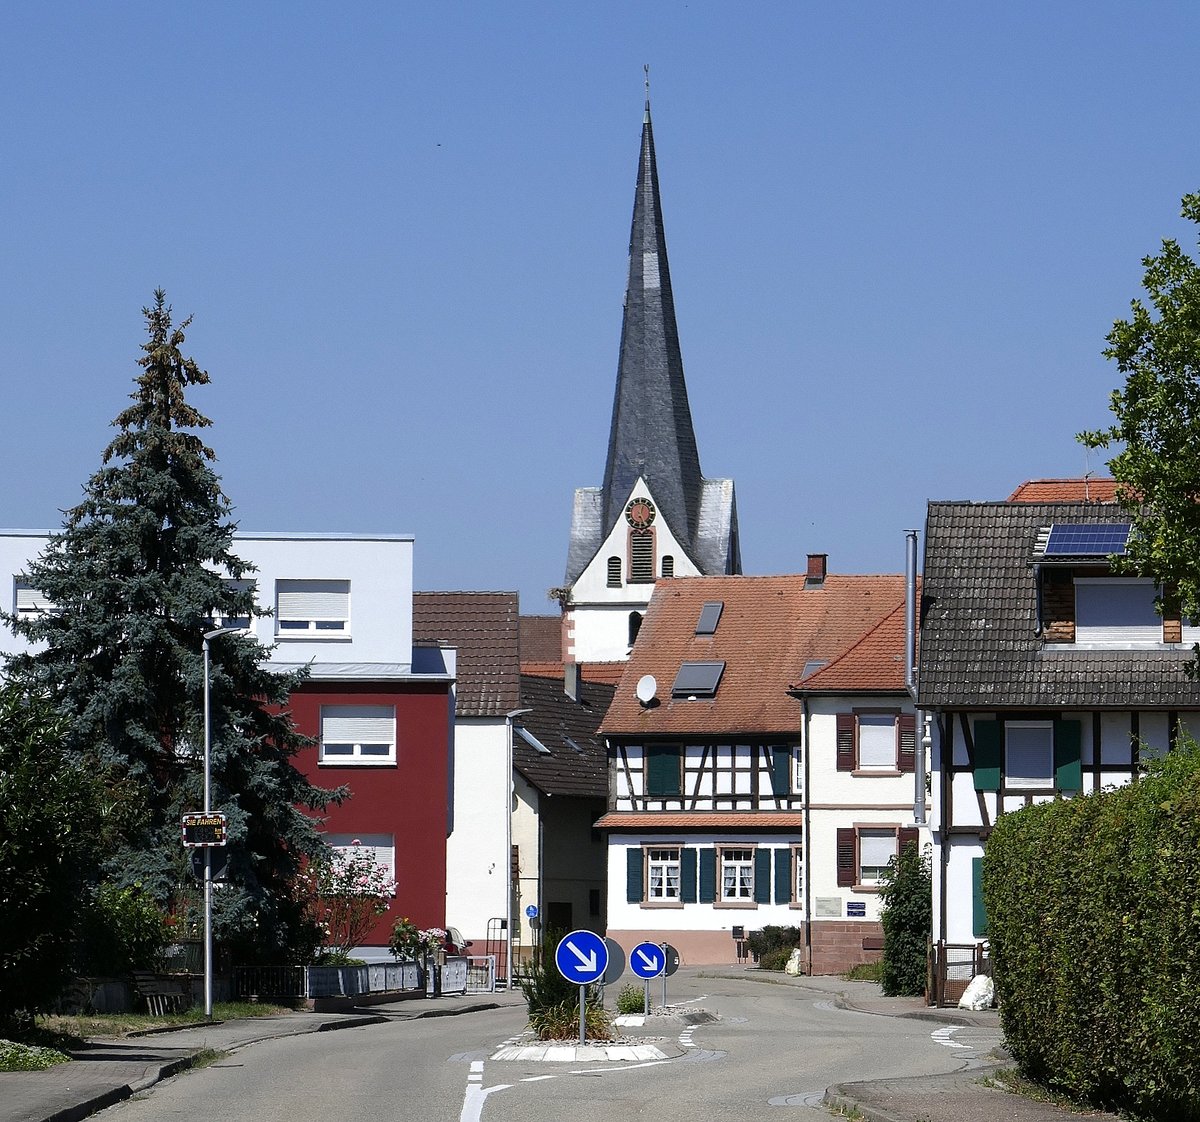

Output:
xmin=232 ymin=958 xmax=484 ymax=1001
xmin=465 ymin=955 xmax=497 ymax=994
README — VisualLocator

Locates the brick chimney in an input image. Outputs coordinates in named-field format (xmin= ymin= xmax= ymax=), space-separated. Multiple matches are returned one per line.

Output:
xmin=806 ymin=553 xmax=827 ymax=588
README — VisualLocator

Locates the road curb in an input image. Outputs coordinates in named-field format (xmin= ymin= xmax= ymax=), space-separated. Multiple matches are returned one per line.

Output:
xmin=823 ymin=1084 xmax=908 ymax=1122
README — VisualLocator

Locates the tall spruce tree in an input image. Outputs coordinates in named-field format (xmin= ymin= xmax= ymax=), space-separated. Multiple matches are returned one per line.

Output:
xmin=4 ymin=291 xmax=338 ymax=962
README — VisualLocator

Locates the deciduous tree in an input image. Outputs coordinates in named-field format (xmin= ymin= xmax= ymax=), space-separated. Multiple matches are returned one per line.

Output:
xmin=1081 ymin=191 xmax=1200 ymax=668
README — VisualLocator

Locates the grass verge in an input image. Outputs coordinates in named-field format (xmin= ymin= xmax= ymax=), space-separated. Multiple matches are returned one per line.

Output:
xmin=38 ymin=1001 xmax=295 ymax=1042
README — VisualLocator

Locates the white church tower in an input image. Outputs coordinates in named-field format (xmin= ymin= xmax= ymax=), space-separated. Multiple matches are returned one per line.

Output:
xmin=563 ymin=91 xmax=741 ymax=664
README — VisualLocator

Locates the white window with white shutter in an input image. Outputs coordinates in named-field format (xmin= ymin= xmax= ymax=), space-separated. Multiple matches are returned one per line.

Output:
xmin=275 ymin=579 xmax=350 ymax=637
xmin=14 ymin=578 xmax=54 ymax=616
xmin=320 ymin=704 xmax=396 ymax=764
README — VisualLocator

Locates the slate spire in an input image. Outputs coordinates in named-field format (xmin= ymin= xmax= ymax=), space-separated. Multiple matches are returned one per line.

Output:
xmin=600 ymin=94 xmax=704 ymax=547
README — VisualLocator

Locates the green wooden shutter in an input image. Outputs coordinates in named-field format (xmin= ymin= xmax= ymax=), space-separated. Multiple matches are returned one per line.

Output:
xmin=646 ymin=745 xmax=682 ymax=796
xmin=972 ymin=856 xmax=987 ymax=936
xmin=681 ymin=847 xmax=698 ymax=904
xmin=626 ymin=847 xmax=644 ymax=903
xmin=698 ymin=848 xmax=716 ymax=903
xmin=1054 ymin=719 xmax=1082 ymax=792
xmin=771 ymin=746 xmax=791 ymax=795
xmin=773 ymin=848 xmax=791 ymax=904
xmin=973 ymin=720 xmax=1002 ymax=791
xmin=754 ymin=849 xmax=772 ymax=903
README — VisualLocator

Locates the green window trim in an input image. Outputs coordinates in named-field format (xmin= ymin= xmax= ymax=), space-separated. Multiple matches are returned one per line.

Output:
xmin=773 ymin=847 xmax=792 ymax=904
xmin=698 ymin=848 xmax=716 ymax=903
xmin=1053 ymin=719 xmax=1082 ymax=792
xmin=646 ymin=744 xmax=682 ymax=797
xmin=681 ymin=847 xmax=698 ymax=904
xmin=972 ymin=856 xmax=987 ymax=937
xmin=626 ymin=847 xmax=644 ymax=903
xmin=770 ymin=746 xmax=792 ymax=796
xmin=973 ymin=720 xmax=1002 ymax=791
xmin=754 ymin=848 xmax=772 ymax=904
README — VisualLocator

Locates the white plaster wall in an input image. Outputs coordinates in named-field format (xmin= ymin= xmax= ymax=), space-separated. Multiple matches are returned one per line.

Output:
xmin=568 ymin=477 xmax=700 ymax=663
xmin=445 ymin=717 xmax=510 ymax=944
xmin=512 ymin=772 xmax=541 ymax=950
xmin=805 ymin=701 xmax=920 ymax=808
xmin=606 ymin=833 xmax=802 ymax=934
xmin=0 ymin=530 xmax=415 ymax=670
xmin=942 ymin=835 xmax=984 ymax=944
xmin=235 ymin=533 xmax=413 ymax=669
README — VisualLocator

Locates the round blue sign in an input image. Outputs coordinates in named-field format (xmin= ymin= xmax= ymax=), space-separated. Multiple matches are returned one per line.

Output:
xmin=525 ymin=904 xmax=539 ymax=919
xmin=554 ymin=929 xmax=609 ymax=985
xmin=629 ymin=940 xmax=666 ymax=979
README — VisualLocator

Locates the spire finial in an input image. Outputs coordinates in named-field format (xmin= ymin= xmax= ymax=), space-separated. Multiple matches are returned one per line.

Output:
xmin=643 ymin=64 xmax=651 ymax=120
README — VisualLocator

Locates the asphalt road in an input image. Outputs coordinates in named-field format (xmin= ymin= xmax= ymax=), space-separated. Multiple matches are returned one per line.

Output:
xmin=94 ymin=973 xmax=1005 ymax=1122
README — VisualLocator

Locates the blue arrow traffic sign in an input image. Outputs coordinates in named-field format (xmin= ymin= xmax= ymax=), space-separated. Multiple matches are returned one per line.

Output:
xmin=629 ymin=940 xmax=666 ymax=979
xmin=554 ymin=929 xmax=608 ymax=985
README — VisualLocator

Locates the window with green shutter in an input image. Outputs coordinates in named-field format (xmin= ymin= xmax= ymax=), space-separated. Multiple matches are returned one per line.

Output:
xmin=754 ymin=849 xmax=772 ymax=904
xmin=681 ymin=847 xmax=698 ymax=904
xmin=698 ymin=848 xmax=716 ymax=903
xmin=626 ymin=847 xmax=644 ymax=903
xmin=646 ymin=744 xmax=682 ymax=797
xmin=973 ymin=720 xmax=1002 ymax=791
xmin=1054 ymin=719 xmax=1082 ymax=792
xmin=770 ymin=746 xmax=792 ymax=796
xmin=774 ymin=847 xmax=792 ymax=904
xmin=972 ymin=856 xmax=987 ymax=936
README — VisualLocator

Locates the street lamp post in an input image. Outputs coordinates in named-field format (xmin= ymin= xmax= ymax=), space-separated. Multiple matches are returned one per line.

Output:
xmin=202 ymin=626 xmax=239 ymax=1018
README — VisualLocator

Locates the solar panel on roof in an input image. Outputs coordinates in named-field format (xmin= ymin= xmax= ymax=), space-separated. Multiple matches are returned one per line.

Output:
xmin=1042 ymin=523 xmax=1130 ymax=556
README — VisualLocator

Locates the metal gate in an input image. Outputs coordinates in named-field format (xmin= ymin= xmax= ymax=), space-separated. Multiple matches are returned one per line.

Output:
xmin=929 ymin=941 xmax=988 ymax=1007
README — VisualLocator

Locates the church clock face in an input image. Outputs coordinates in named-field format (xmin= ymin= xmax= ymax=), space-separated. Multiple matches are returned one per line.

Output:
xmin=625 ymin=497 xmax=656 ymax=529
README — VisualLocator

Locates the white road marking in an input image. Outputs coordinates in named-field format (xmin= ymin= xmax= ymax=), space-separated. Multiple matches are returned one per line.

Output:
xmin=931 ymin=1026 xmax=970 ymax=1050
xmin=459 ymin=1061 xmax=511 ymax=1122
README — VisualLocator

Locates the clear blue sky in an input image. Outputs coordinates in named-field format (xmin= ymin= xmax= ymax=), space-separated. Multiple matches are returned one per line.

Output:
xmin=4 ymin=3 xmax=1198 ymax=614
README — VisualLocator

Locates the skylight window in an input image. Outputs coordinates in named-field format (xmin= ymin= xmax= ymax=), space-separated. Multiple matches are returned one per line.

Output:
xmin=695 ymin=601 xmax=724 ymax=635
xmin=671 ymin=660 xmax=726 ymax=698
xmin=515 ymin=726 xmax=551 ymax=755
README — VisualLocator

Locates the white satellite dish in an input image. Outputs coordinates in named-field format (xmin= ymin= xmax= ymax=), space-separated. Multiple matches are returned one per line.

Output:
xmin=636 ymin=674 xmax=658 ymax=706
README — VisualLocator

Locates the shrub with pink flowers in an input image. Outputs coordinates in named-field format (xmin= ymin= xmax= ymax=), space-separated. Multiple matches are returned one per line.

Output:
xmin=300 ymin=841 xmax=395 ymax=958
xmin=388 ymin=918 xmax=446 ymax=961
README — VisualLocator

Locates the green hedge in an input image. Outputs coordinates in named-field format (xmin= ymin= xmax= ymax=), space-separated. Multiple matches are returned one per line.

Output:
xmin=984 ymin=739 xmax=1200 ymax=1119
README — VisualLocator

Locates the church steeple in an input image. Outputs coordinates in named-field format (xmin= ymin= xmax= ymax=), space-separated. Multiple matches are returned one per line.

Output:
xmin=600 ymin=91 xmax=703 ymax=549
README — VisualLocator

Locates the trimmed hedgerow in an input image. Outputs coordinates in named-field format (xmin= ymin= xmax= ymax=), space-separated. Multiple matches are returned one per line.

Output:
xmin=746 ymin=926 xmax=802 ymax=966
xmin=984 ymin=736 xmax=1200 ymax=1120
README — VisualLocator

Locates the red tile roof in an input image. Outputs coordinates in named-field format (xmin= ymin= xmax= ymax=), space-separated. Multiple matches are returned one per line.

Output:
xmin=519 ymin=615 xmax=561 ymax=662
xmin=595 ymin=812 xmax=805 ymax=830
xmin=795 ymin=591 xmax=916 ymax=693
xmin=521 ymin=661 xmax=628 ymax=686
xmin=1007 ymin=478 xmax=1120 ymax=502
xmin=601 ymin=574 xmax=908 ymax=737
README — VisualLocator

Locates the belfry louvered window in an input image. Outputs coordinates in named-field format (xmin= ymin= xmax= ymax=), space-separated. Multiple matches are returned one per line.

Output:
xmin=607 ymin=556 xmax=622 ymax=587
xmin=629 ymin=531 xmax=654 ymax=582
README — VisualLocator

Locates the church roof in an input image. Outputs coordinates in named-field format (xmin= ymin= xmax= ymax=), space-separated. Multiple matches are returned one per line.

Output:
xmin=565 ymin=98 xmax=738 ymax=585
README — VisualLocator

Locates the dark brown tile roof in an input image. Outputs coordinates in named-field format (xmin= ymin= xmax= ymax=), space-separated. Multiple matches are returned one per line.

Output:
xmin=602 ymin=574 xmax=907 ymax=737
xmin=595 ymin=812 xmax=805 ymax=830
xmin=413 ymin=592 xmax=520 ymax=717
xmin=1006 ymin=478 xmax=1120 ymax=502
xmin=519 ymin=615 xmax=561 ymax=662
xmin=918 ymin=501 xmax=1200 ymax=710
xmin=513 ymin=673 xmax=615 ymax=798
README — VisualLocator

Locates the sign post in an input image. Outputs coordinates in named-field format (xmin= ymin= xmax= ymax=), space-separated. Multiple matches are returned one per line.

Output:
xmin=659 ymin=942 xmax=680 ymax=1008
xmin=554 ymin=930 xmax=608 ymax=1044
xmin=629 ymin=940 xmax=665 ymax=1012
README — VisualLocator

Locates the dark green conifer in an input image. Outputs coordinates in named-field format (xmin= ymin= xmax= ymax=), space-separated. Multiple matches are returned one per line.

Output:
xmin=4 ymin=291 xmax=338 ymax=962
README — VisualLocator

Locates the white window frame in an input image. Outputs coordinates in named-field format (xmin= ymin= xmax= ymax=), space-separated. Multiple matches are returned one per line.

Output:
xmin=1074 ymin=577 xmax=1161 ymax=647
xmin=646 ymin=847 xmax=681 ymax=901
xmin=319 ymin=704 xmax=396 ymax=764
xmin=14 ymin=577 xmax=54 ymax=616
xmin=858 ymin=829 xmax=897 ymax=887
xmin=276 ymin=579 xmax=350 ymax=637
xmin=857 ymin=714 xmax=897 ymax=770
xmin=209 ymin=578 xmax=256 ymax=632
xmin=720 ymin=846 xmax=755 ymax=901
xmin=1005 ymin=719 xmax=1054 ymax=790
